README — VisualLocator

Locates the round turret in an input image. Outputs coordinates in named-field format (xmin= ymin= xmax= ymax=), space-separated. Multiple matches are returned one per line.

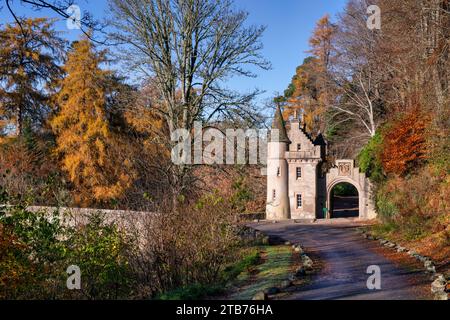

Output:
xmin=266 ymin=105 xmax=291 ymax=220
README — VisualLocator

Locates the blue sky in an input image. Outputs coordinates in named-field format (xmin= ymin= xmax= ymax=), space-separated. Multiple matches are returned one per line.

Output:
xmin=0 ymin=0 xmax=347 ymax=103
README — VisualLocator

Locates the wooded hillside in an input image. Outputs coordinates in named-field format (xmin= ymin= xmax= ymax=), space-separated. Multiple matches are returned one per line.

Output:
xmin=278 ymin=0 xmax=449 ymax=262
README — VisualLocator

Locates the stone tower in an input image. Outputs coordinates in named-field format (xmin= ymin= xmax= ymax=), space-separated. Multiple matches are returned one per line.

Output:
xmin=285 ymin=117 xmax=323 ymax=220
xmin=266 ymin=105 xmax=291 ymax=220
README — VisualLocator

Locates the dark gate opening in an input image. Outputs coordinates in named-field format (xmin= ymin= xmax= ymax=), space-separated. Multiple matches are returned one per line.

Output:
xmin=330 ymin=183 xmax=359 ymax=218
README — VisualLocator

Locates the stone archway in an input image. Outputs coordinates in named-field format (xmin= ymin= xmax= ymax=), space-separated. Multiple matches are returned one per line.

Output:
xmin=324 ymin=160 xmax=376 ymax=220
xmin=326 ymin=179 xmax=362 ymax=219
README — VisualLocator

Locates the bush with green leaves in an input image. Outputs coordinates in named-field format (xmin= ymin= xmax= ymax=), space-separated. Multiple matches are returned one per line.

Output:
xmin=65 ymin=213 xmax=135 ymax=299
xmin=375 ymin=193 xmax=399 ymax=223
xmin=0 ymin=201 xmax=67 ymax=299
xmin=358 ymin=131 xmax=384 ymax=183
xmin=0 ymin=189 xmax=135 ymax=299
xmin=1 ymin=186 xmax=247 ymax=300
xmin=230 ymin=177 xmax=253 ymax=212
xmin=332 ymin=183 xmax=358 ymax=197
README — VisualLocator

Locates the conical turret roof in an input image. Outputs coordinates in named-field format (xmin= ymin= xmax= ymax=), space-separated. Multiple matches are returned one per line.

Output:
xmin=271 ymin=105 xmax=291 ymax=143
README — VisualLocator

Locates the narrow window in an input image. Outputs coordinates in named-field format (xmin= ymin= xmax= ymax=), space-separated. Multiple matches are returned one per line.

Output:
xmin=297 ymin=144 xmax=302 ymax=151
xmin=277 ymin=167 xmax=281 ymax=177
xmin=272 ymin=190 xmax=276 ymax=201
xmin=296 ymin=167 xmax=302 ymax=179
xmin=296 ymin=194 xmax=302 ymax=208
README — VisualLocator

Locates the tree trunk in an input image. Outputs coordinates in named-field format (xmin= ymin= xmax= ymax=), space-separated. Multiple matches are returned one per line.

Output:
xmin=16 ymin=105 xmax=23 ymax=136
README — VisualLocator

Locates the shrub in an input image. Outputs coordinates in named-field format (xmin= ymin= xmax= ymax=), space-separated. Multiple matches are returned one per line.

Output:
xmin=358 ymin=130 xmax=384 ymax=183
xmin=158 ymin=247 xmax=260 ymax=300
xmin=0 ymin=190 xmax=135 ymax=299
xmin=65 ymin=212 xmax=135 ymax=300
xmin=128 ymin=192 xmax=240 ymax=299
xmin=0 ymin=138 xmax=70 ymax=207
xmin=376 ymin=193 xmax=399 ymax=222
xmin=0 ymin=204 xmax=67 ymax=299
xmin=427 ymin=107 xmax=450 ymax=174
xmin=375 ymin=165 xmax=449 ymax=243
xmin=230 ymin=176 xmax=253 ymax=213
xmin=0 ymin=185 xmax=247 ymax=300
xmin=381 ymin=107 xmax=429 ymax=176
xmin=401 ymin=214 xmax=432 ymax=241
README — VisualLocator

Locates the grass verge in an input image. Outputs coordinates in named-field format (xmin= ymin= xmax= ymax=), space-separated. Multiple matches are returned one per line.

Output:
xmin=227 ymin=245 xmax=292 ymax=300
xmin=157 ymin=247 xmax=260 ymax=300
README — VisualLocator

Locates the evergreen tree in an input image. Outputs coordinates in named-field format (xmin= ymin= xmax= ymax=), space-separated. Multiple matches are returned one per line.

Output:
xmin=0 ymin=18 xmax=65 ymax=136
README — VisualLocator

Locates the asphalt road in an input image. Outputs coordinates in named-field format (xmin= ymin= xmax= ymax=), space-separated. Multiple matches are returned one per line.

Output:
xmin=248 ymin=220 xmax=430 ymax=300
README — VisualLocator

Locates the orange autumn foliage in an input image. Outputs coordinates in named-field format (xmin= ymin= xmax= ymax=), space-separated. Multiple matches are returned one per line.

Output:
xmin=308 ymin=14 xmax=334 ymax=72
xmin=282 ymin=58 xmax=327 ymax=134
xmin=50 ymin=39 xmax=135 ymax=205
xmin=0 ymin=225 xmax=33 ymax=299
xmin=381 ymin=107 xmax=430 ymax=176
xmin=282 ymin=15 xmax=335 ymax=135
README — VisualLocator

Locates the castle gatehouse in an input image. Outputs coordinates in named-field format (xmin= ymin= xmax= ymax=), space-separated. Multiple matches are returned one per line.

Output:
xmin=266 ymin=106 xmax=376 ymax=221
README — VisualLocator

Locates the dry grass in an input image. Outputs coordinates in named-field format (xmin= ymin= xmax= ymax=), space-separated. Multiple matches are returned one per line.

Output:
xmin=226 ymin=245 xmax=293 ymax=300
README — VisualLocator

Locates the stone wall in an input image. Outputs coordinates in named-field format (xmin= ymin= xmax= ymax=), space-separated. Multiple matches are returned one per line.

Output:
xmin=26 ymin=206 xmax=157 ymax=232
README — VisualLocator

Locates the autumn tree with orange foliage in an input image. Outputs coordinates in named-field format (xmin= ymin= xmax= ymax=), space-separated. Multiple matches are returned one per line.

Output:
xmin=280 ymin=15 xmax=335 ymax=135
xmin=308 ymin=14 xmax=335 ymax=74
xmin=50 ymin=39 xmax=135 ymax=206
xmin=282 ymin=57 xmax=323 ymax=134
xmin=0 ymin=18 xmax=64 ymax=136
xmin=381 ymin=107 xmax=430 ymax=176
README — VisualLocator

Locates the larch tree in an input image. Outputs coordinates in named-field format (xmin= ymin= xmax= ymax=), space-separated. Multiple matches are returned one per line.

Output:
xmin=280 ymin=15 xmax=335 ymax=136
xmin=308 ymin=14 xmax=335 ymax=73
xmin=308 ymin=14 xmax=336 ymax=119
xmin=50 ymin=39 xmax=134 ymax=205
xmin=280 ymin=15 xmax=336 ymax=136
xmin=0 ymin=18 xmax=65 ymax=136
xmin=281 ymin=57 xmax=324 ymax=135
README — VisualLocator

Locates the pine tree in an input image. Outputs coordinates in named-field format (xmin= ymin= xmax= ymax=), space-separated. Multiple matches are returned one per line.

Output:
xmin=0 ymin=18 xmax=64 ymax=136
xmin=50 ymin=39 xmax=134 ymax=205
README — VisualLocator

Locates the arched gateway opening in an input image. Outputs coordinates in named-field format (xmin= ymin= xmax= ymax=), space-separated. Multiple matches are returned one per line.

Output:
xmin=329 ymin=182 xmax=359 ymax=218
